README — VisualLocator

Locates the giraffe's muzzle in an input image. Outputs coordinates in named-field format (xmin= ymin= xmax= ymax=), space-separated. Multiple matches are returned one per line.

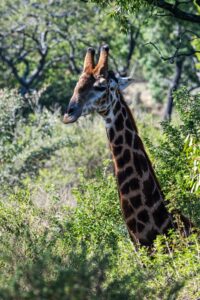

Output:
xmin=63 ymin=113 xmax=77 ymax=124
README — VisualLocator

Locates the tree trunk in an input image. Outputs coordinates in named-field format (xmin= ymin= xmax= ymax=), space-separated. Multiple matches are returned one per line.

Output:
xmin=164 ymin=57 xmax=184 ymax=121
xmin=122 ymin=25 xmax=139 ymax=76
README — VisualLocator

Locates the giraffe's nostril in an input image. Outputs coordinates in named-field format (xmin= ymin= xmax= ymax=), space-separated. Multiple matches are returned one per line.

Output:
xmin=68 ymin=106 xmax=76 ymax=115
xmin=66 ymin=103 xmax=82 ymax=121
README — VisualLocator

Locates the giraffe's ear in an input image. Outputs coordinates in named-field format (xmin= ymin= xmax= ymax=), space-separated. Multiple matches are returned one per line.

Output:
xmin=118 ymin=77 xmax=134 ymax=91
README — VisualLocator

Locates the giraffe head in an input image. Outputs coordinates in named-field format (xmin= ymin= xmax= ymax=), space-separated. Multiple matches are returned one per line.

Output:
xmin=63 ymin=45 xmax=134 ymax=124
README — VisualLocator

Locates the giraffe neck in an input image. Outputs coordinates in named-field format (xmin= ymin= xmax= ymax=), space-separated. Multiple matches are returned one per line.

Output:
xmin=101 ymin=89 xmax=173 ymax=246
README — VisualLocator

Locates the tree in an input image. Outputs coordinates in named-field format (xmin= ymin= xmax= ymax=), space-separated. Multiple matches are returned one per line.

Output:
xmin=94 ymin=0 xmax=200 ymax=24
xmin=0 ymin=0 xmax=139 ymax=110
xmin=93 ymin=0 xmax=200 ymax=119
xmin=137 ymin=14 xmax=200 ymax=119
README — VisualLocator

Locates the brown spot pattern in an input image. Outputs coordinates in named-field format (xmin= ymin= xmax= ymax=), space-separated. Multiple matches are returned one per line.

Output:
xmin=130 ymin=195 xmax=142 ymax=209
xmin=117 ymin=166 xmax=133 ymax=186
xmin=115 ymin=113 xmax=124 ymax=131
xmin=137 ymin=222 xmax=145 ymax=233
xmin=123 ymin=149 xmax=131 ymax=163
xmin=127 ymin=218 xmax=137 ymax=232
xmin=115 ymin=135 xmax=123 ymax=145
xmin=108 ymin=128 xmax=114 ymax=142
xmin=134 ymin=134 xmax=143 ymax=150
xmin=113 ymin=101 xmax=121 ymax=114
xmin=126 ymin=119 xmax=132 ymax=131
xmin=121 ymin=182 xmax=130 ymax=194
xmin=105 ymin=91 xmax=173 ymax=245
xmin=153 ymin=202 xmax=169 ymax=227
xmin=117 ymin=171 xmax=127 ymax=186
xmin=146 ymin=228 xmax=159 ymax=242
xmin=129 ymin=178 xmax=140 ymax=190
xmin=122 ymin=200 xmax=134 ymax=218
xmin=143 ymin=174 xmax=160 ymax=207
xmin=133 ymin=152 xmax=143 ymax=177
xmin=125 ymin=130 xmax=132 ymax=147
xmin=139 ymin=154 xmax=148 ymax=172
xmin=122 ymin=107 xmax=126 ymax=117
xmin=113 ymin=146 xmax=123 ymax=156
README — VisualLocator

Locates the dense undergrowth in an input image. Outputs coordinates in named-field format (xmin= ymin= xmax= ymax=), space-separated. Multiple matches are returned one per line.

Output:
xmin=0 ymin=88 xmax=199 ymax=299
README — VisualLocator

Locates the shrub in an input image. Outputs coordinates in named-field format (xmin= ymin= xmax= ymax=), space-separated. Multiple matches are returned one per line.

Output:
xmin=145 ymin=87 xmax=200 ymax=226
xmin=0 ymin=171 xmax=199 ymax=299
xmin=0 ymin=89 xmax=72 ymax=189
xmin=0 ymin=89 xmax=108 ymax=192
xmin=0 ymin=88 xmax=199 ymax=299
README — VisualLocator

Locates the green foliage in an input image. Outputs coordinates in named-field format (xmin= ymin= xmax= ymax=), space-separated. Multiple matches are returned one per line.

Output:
xmin=66 ymin=166 xmax=125 ymax=249
xmin=0 ymin=171 xmax=199 ymax=299
xmin=0 ymin=89 xmax=22 ymax=142
xmin=0 ymin=89 xmax=109 ymax=192
xmin=145 ymin=87 xmax=200 ymax=224
xmin=0 ymin=190 xmax=114 ymax=300
xmin=0 ymin=90 xmax=200 ymax=299
xmin=0 ymin=89 xmax=71 ymax=188
xmin=93 ymin=0 xmax=200 ymax=104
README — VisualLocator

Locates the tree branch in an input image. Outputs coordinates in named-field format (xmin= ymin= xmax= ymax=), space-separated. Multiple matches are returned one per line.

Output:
xmin=145 ymin=0 xmax=200 ymax=23
xmin=68 ymin=40 xmax=81 ymax=74
xmin=122 ymin=25 xmax=140 ymax=75
xmin=145 ymin=41 xmax=200 ymax=62
xmin=0 ymin=53 xmax=27 ymax=87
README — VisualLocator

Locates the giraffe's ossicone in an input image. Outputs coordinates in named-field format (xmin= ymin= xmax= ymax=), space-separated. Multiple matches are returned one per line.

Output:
xmin=64 ymin=45 xmax=192 ymax=246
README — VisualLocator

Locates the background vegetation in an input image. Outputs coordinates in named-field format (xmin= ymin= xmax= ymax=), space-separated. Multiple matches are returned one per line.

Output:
xmin=0 ymin=0 xmax=200 ymax=299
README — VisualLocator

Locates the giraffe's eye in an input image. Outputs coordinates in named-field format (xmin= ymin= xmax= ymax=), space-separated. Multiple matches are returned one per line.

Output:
xmin=93 ymin=86 xmax=106 ymax=92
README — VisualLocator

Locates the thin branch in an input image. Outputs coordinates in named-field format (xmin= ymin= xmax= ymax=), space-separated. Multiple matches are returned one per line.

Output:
xmin=179 ymin=29 xmax=200 ymax=39
xmin=27 ymin=48 xmax=48 ymax=85
xmin=154 ymin=13 xmax=172 ymax=17
xmin=22 ymin=59 xmax=30 ymax=81
xmin=68 ymin=40 xmax=81 ymax=74
xmin=144 ymin=41 xmax=200 ymax=62
xmin=0 ymin=53 xmax=27 ymax=87
xmin=188 ymin=85 xmax=200 ymax=92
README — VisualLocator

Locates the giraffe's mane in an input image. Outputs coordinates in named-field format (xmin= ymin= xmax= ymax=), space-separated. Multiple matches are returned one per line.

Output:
xmin=118 ymin=91 xmax=138 ymax=133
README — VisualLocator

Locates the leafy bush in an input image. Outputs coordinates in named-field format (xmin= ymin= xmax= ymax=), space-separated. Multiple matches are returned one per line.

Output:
xmin=0 ymin=88 xmax=199 ymax=299
xmin=0 ymin=89 xmax=71 ymax=189
xmin=65 ymin=166 xmax=125 ymax=249
xmin=0 ymin=89 xmax=108 ymax=192
xmin=0 ymin=171 xmax=199 ymax=299
xmin=145 ymin=87 xmax=200 ymax=225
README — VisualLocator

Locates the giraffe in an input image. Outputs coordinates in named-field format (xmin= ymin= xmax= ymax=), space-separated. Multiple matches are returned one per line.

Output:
xmin=63 ymin=45 xmax=191 ymax=246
